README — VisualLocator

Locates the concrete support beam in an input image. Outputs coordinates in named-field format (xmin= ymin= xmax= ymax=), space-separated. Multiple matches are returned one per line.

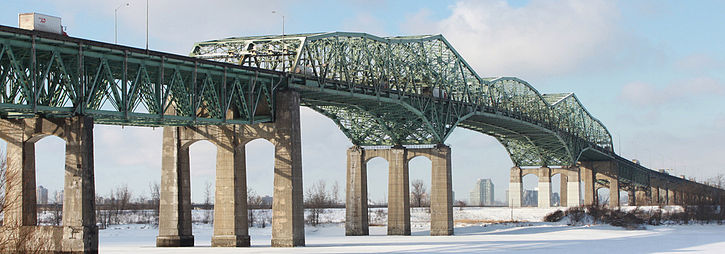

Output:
xmin=581 ymin=165 xmax=596 ymax=206
xmin=387 ymin=147 xmax=410 ymax=236
xmin=509 ymin=167 xmax=523 ymax=208
xmin=566 ymin=169 xmax=580 ymax=207
xmin=667 ymin=188 xmax=675 ymax=205
xmin=269 ymin=90 xmax=305 ymax=247
xmin=609 ymin=178 xmax=620 ymax=207
xmin=430 ymin=145 xmax=453 ymax=236
xmin=651 ymin=186 xmax=660 ymax=205
xmin=635 ymin=188 xmax=649 ymax=206
xmin=157 ymin=127 xmax=194 ymax=247
xmin=538 ymin=167 xmax=551 ymax=208
xmin=345 ymin=146 xmax=368 ymax=236
xmin=628 ymin=190 xmax=636 ymax=205
xmin=212 ymin=130 xmax=250 ymax=247
xmin=559 ymin=173 xmax=568 ymax=207
xmin=61 ymin=116 xmax=98 ymax=252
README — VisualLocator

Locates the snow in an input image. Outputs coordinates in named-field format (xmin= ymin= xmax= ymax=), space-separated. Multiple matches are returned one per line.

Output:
xmin=98 ymin=207 xmax=725 ymax=253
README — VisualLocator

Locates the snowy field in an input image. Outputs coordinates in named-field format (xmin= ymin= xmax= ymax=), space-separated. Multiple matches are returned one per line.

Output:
xmin=99 ymin=207 xmax=725 ymax=253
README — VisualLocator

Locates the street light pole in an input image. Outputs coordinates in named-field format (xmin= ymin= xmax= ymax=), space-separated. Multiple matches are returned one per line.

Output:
xmin=272 ymin=11 xmax=284 ymax=36
xmin=115 ymin=2 xmax=130 ymax=44
xmin=146 ymin=0 xmax=149 ymax=51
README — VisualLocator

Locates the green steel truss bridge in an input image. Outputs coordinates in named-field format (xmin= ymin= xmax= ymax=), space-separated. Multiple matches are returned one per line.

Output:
xmin=191 ymin=32 xmax=613 ymax=168
xmin=0 ymin=25 xmax=709 ymax=189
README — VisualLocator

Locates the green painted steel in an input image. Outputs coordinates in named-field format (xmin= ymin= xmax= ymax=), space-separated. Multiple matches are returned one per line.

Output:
xmin=0 ymin=25 xmax=720 ymax=192
xmin=0 ymin=25 xmax=280 ymax=126
xmin=191 ymin=32 xmax=612 ymax=167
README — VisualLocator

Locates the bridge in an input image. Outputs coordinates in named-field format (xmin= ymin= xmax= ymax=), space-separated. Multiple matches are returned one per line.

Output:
xmin=0 ymin=24 xmax=723 ymax=252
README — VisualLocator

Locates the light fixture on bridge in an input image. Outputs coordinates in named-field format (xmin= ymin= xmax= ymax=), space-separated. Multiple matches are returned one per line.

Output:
xmin=114 ymin=2 xmax=130 ymax=44
xmin=272 ymin=10 xmax=285 ymax=36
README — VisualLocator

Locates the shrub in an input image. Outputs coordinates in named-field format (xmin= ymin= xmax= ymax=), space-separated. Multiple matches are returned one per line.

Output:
xmin=565 ymin=207 xmax=586 ymax=224
xmin=544 ymin=210 xmax=565 ymax=222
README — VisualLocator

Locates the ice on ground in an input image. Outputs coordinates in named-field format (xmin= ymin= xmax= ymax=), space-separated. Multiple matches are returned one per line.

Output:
xmin=98 ymin=207 xmax=725 ymax=253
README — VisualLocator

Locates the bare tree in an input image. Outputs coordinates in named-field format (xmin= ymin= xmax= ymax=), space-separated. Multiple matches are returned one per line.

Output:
xmin=49 ymin=190 xmax=62 ymax=226
xmin=247 ymin=188 xmax=266 ymax=228
xmin=331 ymin=181 xmax=340 ymax=207
xmin=305 ymin=180 xmax=333 ymax=226
xmin=0 ymin=151 xmax=50 ymax=252
xmin=410 ymin=179 xmax=428 ymax=207
xmin=149 ymin=182 xmax=160 ymax=226
xmin=108 ymin=185 xmax=132 ymax=225
xmin=202 ymin=181 xmax=213 ymax=224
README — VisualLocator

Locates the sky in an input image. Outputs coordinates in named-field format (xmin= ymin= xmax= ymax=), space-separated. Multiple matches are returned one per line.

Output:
xmin=1 ymin=0 xmax=724 ymax=204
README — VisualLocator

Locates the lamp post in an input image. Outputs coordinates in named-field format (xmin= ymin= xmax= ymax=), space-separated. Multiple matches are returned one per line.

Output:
xmin=115 ymin=2 xmax=130 ymax=44
xmin=272 ymin=10 xmax=284 ymax=36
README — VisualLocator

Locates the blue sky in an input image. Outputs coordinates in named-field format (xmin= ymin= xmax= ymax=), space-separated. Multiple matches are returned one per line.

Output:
xmin=1 ymin=0 xmax=724 ymax=204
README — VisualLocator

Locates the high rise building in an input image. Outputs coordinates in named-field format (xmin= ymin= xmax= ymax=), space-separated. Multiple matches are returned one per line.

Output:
xmin=36 ymin=185 xmax=48 ymax=205
xmin=469 ymin=179 xmax=494 ymax=206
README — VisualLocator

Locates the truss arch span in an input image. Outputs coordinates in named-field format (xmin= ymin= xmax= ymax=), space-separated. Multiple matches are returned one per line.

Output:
xmin=192 ymin=32 xmax=613 ymax=167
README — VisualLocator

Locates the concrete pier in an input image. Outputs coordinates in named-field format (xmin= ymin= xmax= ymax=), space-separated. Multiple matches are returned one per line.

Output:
xmin=509 ymin=167 xmax=522 ymax=207
xmin=580 ymin=164 xmax=596 ymax=206
xmin=387 ymin=147 xmax=410 ymax=235
xmin=345 ymin=146 xmax=368 ymax=236
xmin=0 ymin=117 xmax=97 ymax=253
xmin=537 ymin=167 xmax=551 ymax=208
xmin=566 ymin=168 xmax=581 ymax=207
xmin=635 ymin=188 xmax=649 ymax=206
xmin=608 ymin=177 xmax=620 ymax=207
xmin=345 ymin=145 xmax=453 ymax=236
xmin=427 ymin=145 xmax=453 ymax=236
xmin=241 ymin=89 xmax=305 ymax=247
xmin=157 ymin=89 xmax=304 ymax=248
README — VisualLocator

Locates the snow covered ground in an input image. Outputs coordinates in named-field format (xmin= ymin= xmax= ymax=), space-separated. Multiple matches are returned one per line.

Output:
xmin=99 ymin=207 xmax=725 ymax=253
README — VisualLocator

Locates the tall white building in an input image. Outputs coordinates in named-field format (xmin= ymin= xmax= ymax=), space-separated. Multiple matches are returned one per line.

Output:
xmin=469 ymin=179 xmax=494 ymax=206
xmin=36 ymin=185 xmax=48 ymax=204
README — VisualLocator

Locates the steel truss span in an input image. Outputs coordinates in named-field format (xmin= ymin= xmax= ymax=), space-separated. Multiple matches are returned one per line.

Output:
xmin=192 ymin=32 xmax=612 ymax=167
xmin=0 ymin=25 xmax=282 ymax=126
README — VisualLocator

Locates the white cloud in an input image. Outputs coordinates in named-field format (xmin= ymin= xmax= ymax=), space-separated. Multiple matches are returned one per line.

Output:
xmin=401 ymin=0 xmax=622 ymax=79
xmin=619 ymin=77 xmax=725 ymax=108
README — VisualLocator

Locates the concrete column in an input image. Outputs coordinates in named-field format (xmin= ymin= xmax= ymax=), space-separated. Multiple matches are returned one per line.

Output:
xmin=651 ymin=186 xmax=660 ymax=205
xmin=509 ymin=167 xmax=522 ymax=207
xmin=157 ymin=127 xmax=194 ymax=247
xmin=271 ymin=89 xmax=305 ymax=247
xmin=212 ymin=135 xmax=250 ymax=247
xmin=581 ymin=165 xmax=596 ymax=206
xmin=667 ymin=188 xmax=675 ymax=205
xmin=609 ymin=178 xmax=620 ymax=207
xmin=635 ymin=188 xmax=648 ymax=206
xmin=566 ymin=169 xmax=580 ymax=207
xmin=628 ymin=189 xmax=636 ymax=205
xmin=387 ymin=147 xmax=410 ymax=235
xmin=60 ymin=116 xmax=98 ymax=252
xmin=559 ymin=173 xmax=568 ymax=207
xmin=430 ymin=145 xmax=453 ymax=236
xmin=345 ymin=146 xmax=368 ymax=236
xmin=1 ymin=120 xmax=36 ymax=227
xmin=538 ymin=167 xmax=551 ymax=208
